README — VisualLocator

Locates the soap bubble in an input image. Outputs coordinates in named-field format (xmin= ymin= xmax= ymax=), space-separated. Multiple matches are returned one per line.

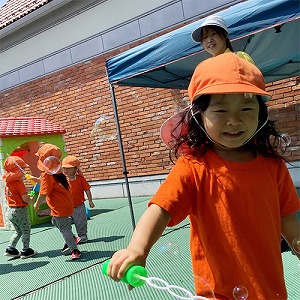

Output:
xmin=171 ymin=89 xmax=189 ymax=111
xmin=90 ymin=116 xmax=117 ymax=142
xmin=157 ymin=242 xmax=180 ymax=257
xmin=233 ymin=285 xmax=248 ymax=300
xmin=193 ymin=275 xmax=216 ymax=299
xmin=174 ymin=96 xmax=189 ymax=110
xmin=280 ymin=133 xmax=291 ymax=148
xmin=292 ymin=238 xmax=300 ymax=254
xmin=42 ymin=156 xmax=61 ymax=174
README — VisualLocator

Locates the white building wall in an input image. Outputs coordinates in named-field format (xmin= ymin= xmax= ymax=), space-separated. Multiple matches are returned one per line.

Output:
xmin=0 ymin=0 xmax=241 ymax=91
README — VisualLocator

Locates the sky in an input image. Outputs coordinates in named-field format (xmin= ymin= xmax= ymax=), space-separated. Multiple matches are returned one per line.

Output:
xmin=0 ymin=0 xmax=7 ymax=8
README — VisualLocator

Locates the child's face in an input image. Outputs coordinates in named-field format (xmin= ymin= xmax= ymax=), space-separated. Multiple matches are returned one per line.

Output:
xmin=201 ymin=27 xmax=227 ymax=57
xmin=202 ymin=94 xmax=260 ymax=148
xmin=62 ymin=167 xmax=77 ymax=177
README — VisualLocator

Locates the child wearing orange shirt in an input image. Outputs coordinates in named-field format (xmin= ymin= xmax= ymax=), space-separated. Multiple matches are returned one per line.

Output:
xmin=3 ymin=156 xmax=37 ymax=259
xmin=62 ymin=155 xmax=94 ymax=244
xmin=107 ymin=53 xmax=300 ymax=299
xmin=33 ymin=144 xmax=81 ymax=260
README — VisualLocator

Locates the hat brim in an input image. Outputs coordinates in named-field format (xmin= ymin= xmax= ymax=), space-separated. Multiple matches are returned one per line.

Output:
xmin=191 ymin=83 xmax=271 ymax=102
xmin=161 ymin=85 xmax=270 ymax=150
xmin=191 ymin=27 xmax=203 ymax=43
xmin=61 ymin=163 xmax=77 ymax=168
xmin=160 ymin=107 xmax=190 ymax=152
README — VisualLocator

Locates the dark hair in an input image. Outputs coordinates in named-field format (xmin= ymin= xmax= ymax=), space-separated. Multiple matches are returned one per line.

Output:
xmin=170 ymin=95 xmax=286 ymax=160
xmin=201 ymin=25 xmax=234 ymax=52
xmin=53 ymin=173 xmax=70 ymax=189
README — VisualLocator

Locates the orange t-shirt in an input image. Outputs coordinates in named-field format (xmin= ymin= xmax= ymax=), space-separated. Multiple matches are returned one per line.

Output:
xmin=39 ymin=173 xmax=73 ymax=217
xmin=4 ymin=181 xmax=28 ymax=207
xmin=68 ymin=175 xmax=91 ymax=208
xmin=149 ymin=150 xmax=300 ymax=299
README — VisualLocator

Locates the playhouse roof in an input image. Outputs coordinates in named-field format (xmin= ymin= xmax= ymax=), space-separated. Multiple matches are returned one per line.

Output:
xmin=0 ymin=117 xmax=66 ymax=137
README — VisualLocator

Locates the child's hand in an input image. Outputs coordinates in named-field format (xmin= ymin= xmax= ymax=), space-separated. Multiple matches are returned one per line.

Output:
xmin=107 ymin=248 xmax=146 ymax=287
xmin=22 ymin=193 xmax=34 ymax=205
xmin=28 ymin=196 xmax=35 ymax=204
xmin=89 ymin=200 xmax=95 ymax=208
xmin=33 ymin=202 xmax=40 ymax=211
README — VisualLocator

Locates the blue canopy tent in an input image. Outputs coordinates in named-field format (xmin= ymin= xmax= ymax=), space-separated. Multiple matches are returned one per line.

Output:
xmin=105 ymin=0 xmax=300 ymax=229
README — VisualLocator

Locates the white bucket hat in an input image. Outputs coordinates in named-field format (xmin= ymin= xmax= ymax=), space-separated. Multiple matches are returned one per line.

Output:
xmin=192 ymin=15 xmax=228 ymax=43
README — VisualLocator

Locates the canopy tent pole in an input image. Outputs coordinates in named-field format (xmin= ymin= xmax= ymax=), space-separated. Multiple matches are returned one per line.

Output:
xmin=109 ymin=83 xmax=136 ymax=230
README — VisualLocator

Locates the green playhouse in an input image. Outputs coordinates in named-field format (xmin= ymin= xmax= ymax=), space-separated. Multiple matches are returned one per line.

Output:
xmin=0 ymin=117 xmax=67 ymax=230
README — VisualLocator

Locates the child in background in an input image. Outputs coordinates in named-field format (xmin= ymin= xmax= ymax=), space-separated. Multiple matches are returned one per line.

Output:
xmin=107 ymin=53 xmax=300 ymax=299
xmin=192 ymin=15 xmax=254 ymax=64
xmin=33 ymin=144 xmax=81 ymax=260
xmin=62 ymin=155 xmax=94 ymax=244
xmin=3 ymin=156 xmax=37 ymax=259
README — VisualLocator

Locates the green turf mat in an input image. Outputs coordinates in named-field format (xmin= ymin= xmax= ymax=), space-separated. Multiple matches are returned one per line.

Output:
xmin=1 ymin=197 xmax=299 ymax=300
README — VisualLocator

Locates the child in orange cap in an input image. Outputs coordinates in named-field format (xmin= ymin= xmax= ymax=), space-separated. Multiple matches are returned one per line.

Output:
xmin=62 ymin=155 xmax=94 ymax=244
xmin=33 ymin=143 xmax=81 ymax=260
xmin=3 ymin=156 xmax=37 ymax=259
xmin=107 ymin=53 xmax=300 ymax=299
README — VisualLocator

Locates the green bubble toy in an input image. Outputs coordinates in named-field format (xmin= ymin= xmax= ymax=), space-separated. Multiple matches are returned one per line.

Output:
xmin=102 ymin=259 xmax=147 ymax=287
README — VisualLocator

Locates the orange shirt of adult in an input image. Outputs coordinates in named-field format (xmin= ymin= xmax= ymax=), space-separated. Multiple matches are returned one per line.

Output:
xmin=5 ymin=181 xmax=28 ymax=207
xmin=39 ymin=173 xmax=74 ymax=217
xmin=68 ymin=175 xmax=91 ymax=208
xmin=149 ymin=150 xmax=300 ymax=299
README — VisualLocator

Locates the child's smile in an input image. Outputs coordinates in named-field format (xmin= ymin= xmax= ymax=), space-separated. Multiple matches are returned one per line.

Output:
xmin=202 ymin=93 xmax=259 ymax=148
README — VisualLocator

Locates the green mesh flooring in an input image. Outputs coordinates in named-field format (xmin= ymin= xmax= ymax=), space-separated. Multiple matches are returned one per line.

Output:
xmin=0 ymin=197 xmax=299 ymax=300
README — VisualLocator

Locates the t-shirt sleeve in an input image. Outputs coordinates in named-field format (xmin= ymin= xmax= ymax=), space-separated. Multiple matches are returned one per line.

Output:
xmin=236 ymin=51 xmax=255 ymax=65
xmin=39 ymin=173 xmax=54 ymax=195
xmin=80 ymin=176 xmax=91 ymax=191
xmin=149 ymin=156 xmax=196 ymax=226
xmin=16 ymin=181 xmax=28 ymax=196
xmin=277 ymin=160 xmax=300 ymax=216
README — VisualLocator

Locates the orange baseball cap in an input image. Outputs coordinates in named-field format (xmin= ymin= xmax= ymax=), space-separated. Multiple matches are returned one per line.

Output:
xmin=3 ymin=156 xmax=29 ymax=182
xmin=161 ymin=53 xmax=271 ymax=149
xmin=4 ymin=156 xmax=28 ymax=172
xmin=36 ymin=143 xmax=62 ymax=171
xmin=62 ymin=155 xmax=80 ymax=168
xmin=188 ymin=52 xmax=271 ymax=102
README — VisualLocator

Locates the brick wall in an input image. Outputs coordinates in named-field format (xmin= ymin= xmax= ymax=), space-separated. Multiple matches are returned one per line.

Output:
xmin=0 ymin=51 xmax=299 ymax=182
xmin=266 ymin=76 xmax=300 ymax=161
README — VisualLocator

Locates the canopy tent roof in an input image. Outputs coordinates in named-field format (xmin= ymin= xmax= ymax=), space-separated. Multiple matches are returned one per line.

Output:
xmin=106 ymin=0 xmax=300 ymax=89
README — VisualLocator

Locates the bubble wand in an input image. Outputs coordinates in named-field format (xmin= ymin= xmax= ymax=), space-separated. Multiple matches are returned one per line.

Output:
xmin=102 ymin=260 xmax=212 ymax=300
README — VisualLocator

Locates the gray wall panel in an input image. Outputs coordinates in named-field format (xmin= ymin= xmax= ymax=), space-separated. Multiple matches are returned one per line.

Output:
xmin=139 ymin=2 xmax=184 ymax=36
xmin=102 ymin=21 xmax=140 ymax=51
xmin=0 ymin=71 xmax=20 ymax=91
xmin=71 ymin=36 xmax=104 ymax=63
xmin=19 ymin=61 xmax=44 ymax=82
xmin=182 ymin=0 xmax=241 ymax=19
xmin=43 ymin=49 xmax=73 ymax=73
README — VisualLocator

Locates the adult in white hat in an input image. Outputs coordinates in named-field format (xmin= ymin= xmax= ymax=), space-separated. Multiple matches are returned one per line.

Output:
xmin=192 ymin=15 xmax=254 ymax=64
